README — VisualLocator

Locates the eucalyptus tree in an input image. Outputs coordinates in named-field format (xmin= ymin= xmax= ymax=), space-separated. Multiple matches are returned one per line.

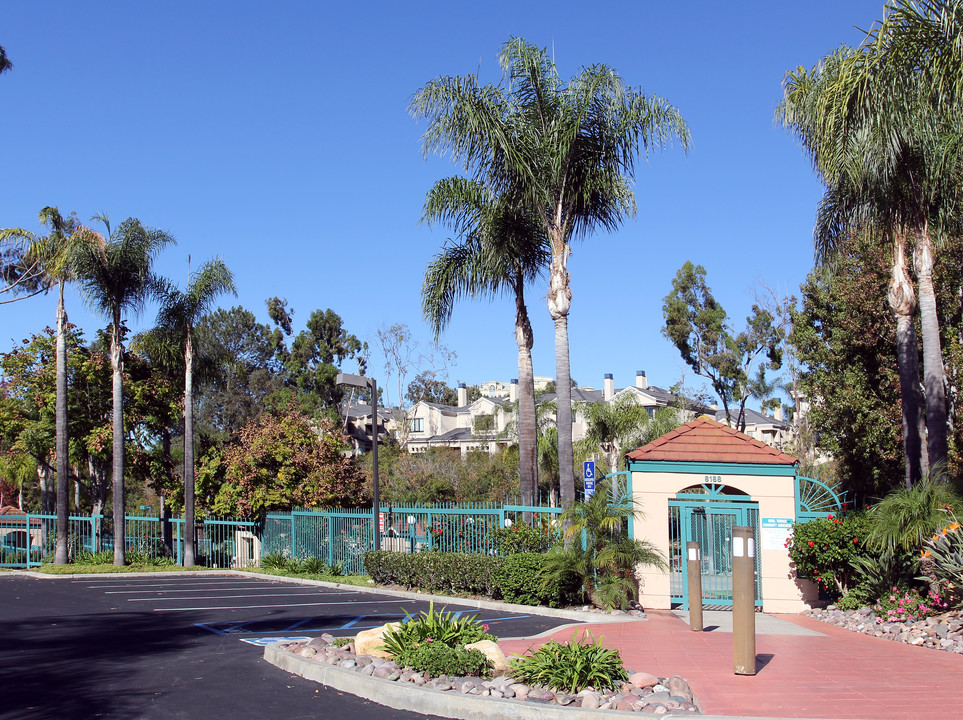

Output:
xmin=1 ymin=208 xmax=99 ymax=563
xmin=74 ymin=215 xmax=175 ymax=565
xmin=421 ymin=176 xmax=549 ymax=505
xmin=779 ymin=29 xmax=960 ymax=481
xmin=411 ymin=38 xmax=690 ymax=513
xmin=155 ymin=258 xmax=235 ymax=566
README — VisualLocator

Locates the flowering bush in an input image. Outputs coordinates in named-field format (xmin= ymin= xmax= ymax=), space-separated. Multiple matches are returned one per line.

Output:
xmin=873 ymin=585 xmax=949 ymax=623
xmin=922 ymin=516 xmax=963 ymax=589
xmin=787 ymin=512 xmax=872 ymax=597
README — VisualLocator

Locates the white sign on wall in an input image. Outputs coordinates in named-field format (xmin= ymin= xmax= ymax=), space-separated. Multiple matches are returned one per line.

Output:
xmin=761 ymin=518 xmax=794 ymax=551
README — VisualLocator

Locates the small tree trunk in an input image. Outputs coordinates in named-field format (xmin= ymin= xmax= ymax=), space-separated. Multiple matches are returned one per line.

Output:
xmin=183 ymin=333 xmax=196 ymax=567
xmin=547 ymin=233 xmax=574 ymax=533
xmin=54 ymin=284 xmax=69 ymax=564
xmin=111 ymin=322 xmax=126 ymax=566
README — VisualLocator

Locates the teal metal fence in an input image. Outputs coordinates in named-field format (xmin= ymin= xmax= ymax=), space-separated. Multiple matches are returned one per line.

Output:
xmin=0 ymin=501 xmax=564 ymax=571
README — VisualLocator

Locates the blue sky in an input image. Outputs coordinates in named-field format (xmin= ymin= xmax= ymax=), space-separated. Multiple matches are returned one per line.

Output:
xmin=1 ymin=1 xmax=884 ymax=409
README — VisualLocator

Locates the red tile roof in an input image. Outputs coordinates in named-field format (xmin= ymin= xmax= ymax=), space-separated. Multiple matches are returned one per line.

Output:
xmin=0 ymin=506 xmax=26 ymax=516
xmin=625 ymin=416 xmax=797 ymax=465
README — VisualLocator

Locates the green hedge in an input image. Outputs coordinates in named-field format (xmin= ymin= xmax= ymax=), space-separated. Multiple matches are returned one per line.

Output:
xmin=363 ymin=550 xmax=572 ymax=607
xmin=364 ymin=550 xmax=499 ymax=597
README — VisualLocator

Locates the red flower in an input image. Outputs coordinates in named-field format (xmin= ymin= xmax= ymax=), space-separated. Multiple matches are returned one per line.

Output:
xmin=827 ymin=514 xmax=834 ymax=520
xmin=853 ymin=538 xmax=858 ymax=544
xmin=808 ymin=541 xmax=814 ymax=547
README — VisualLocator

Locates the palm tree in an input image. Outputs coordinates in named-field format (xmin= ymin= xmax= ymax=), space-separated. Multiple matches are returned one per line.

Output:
xmin=539 ymin=475 xmax=666 ymax=610
xmin=575 ymin=396 xmax=652 ymax=474
xmin=73 ymin=215 xmax=175 ymax=565
xmin=421 ymin=177 xmax=549 ymax=506
xmin=0 ymin=45 xmax=11 ymax=75
xmin=779 ymin=40 xmax=955 ymax=484
xmin=155 ymin=258 xmax=235 ymax=566
xmin=411 ymin=38 xmax=690 ymax=516
xmin=1 ymin=208 xmax=100 ymax=563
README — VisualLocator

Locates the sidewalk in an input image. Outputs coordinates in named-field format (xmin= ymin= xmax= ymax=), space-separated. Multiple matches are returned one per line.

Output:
xmin=498 ymin=609 xmax=963 ymax=719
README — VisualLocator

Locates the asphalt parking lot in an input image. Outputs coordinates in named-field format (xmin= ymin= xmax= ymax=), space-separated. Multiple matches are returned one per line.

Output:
xmin=0 ymin=573 xmax=578 ymax=720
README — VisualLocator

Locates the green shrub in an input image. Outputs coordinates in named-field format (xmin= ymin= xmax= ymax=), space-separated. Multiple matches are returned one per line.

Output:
xmin=787 ymin=512 xmax=872 ymax=597
xmin=396 ymin=641 xmax=491 ymax=677
xmin=491 ymin=523 xmax=560 ymax=555
xmin=380 ymin=602 xmax=495 ymax=658
xmin=508 ymin=631 xmax=627 ymax=693
xmin=492 ymin=552 xmax=575 ymax=608
xmin=363 ymin=550 xmax=498 ymax=597
xmin=332 ymin=637 xmax=353 ymax=647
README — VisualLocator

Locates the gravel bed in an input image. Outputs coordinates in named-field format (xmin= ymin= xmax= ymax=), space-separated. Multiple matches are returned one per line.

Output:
xmin=805 ymin=605 xmax=963 ymax=653
xmin=276 ymin=634 xmax=700 ymax=715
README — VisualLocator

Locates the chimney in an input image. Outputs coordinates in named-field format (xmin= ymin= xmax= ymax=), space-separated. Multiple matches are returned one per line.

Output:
xmin=457 ymin=382 xmax=468 ymax=407
xmin=509 ymin=379 xmax=518 ymax=403
xmin=603 ymin=373 xmax=614 ymax=401
xmin=774 ymin=405 xmax=783 ymax=422
xmin=635 ymin=370 xmax=648 ymax=389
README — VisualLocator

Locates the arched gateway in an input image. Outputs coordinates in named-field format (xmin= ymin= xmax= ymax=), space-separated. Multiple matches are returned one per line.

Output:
xmin=626 ymin=417 xmax=829 ymax=613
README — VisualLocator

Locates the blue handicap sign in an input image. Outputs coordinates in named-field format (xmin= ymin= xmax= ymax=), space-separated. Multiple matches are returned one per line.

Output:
xmin=583 ymin=460 xmax=595 ymax=480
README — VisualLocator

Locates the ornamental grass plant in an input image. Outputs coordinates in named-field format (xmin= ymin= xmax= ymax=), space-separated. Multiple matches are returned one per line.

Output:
xmin=508 ymin=631 xmax=627 ymax=693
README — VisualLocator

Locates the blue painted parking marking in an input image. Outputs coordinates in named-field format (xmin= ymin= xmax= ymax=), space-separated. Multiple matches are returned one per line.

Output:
xmin=240 ymin=636 xmax=311 ymax=646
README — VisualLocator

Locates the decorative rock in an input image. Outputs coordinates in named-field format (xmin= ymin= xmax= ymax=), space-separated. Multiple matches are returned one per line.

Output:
xmin=629 ymin=671 xmax=660 ymax=689
xmin=464 ymin=640 xmax=511 ymax=675
xmin=353 ymin=622 xmax=401 ymax=659
xmin=276 ymin=634 xmax=702 ymax=714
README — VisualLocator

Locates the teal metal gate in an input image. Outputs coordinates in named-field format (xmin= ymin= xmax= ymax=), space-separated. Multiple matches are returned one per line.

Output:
xmin=669 ymin=498 xmax=762 ymax=609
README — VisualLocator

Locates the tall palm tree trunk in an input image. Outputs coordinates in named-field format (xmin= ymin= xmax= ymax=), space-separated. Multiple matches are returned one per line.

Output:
xmin=110 ymin=320 xmax=126 ymax=566
xmin=183 ymin=332 xmax=196 ymax=567
xmin=54 ymin=283 xmax=69 ymax=564
xmin=890 ymin=235 xmax=925 ymax=488
xmin=548 ymin=236 xmax=575 ymax=526
xmin=914 ymin=225 xmax=949 ymax=474
xmin=514 ymin=286 xmax=537 ymax=507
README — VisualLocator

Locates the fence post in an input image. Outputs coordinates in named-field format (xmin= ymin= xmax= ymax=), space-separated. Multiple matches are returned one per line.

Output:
xmin=176 ymin=520 xmax=182 ymax=565
xmin=290 ymin=512 xmax=297 ymax=559
xmin=327 ymin=515 xmax=335 ymax=567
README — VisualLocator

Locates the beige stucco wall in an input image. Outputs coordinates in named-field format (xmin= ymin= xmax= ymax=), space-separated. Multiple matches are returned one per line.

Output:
xmin=632 ymin=469 xmax=817 ymax=613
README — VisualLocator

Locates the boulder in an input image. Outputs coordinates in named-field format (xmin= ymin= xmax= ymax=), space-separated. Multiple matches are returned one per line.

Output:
xmin=464 ymin=639 xmax=511 ymax=675
xmin=628 ymin=671 xmax=660 ymax=689
xmin=354 ymin=622 xmax=402 ymax=659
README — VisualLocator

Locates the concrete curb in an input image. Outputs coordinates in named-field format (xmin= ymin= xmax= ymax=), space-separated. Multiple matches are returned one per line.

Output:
xmin=263 ymin=643 xmax=843 ymax=720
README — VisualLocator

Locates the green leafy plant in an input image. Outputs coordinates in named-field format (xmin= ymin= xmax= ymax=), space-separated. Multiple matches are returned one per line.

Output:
xmin=864 ymin=478 xmax=960 ymax=554
xmin=508 ymin=631 xmax=627 ymax=693
xmin=539 ymin=478 xmax=666 ymax=610
xmin=922 ymin=515 xmax=963 ymax=589
xmin=298 ymin=556 xmax=328 ymax=575
xmin=332 ymin=637 xmax=353 ymax=648
xmin=260 ymin=552 xmax=292 ymax=571
xmin=74 ymin=549 xmax=114 ymax=565
xmin=379 ymin=602 xmax=495 ymax=659
xmin=363 ymin=550 xmax=498 ymax=597
xmin=396 ymin=641 xmax=491 ymax=677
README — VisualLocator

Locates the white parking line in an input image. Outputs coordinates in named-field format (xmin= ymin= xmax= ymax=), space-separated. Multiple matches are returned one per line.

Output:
xmin=105 ymin=586 xmax=357 ymax=594
xmin=154 ymin=599 xmax=418 ymax=612
xmin=128 ymin=592 xmax=329 ymax=601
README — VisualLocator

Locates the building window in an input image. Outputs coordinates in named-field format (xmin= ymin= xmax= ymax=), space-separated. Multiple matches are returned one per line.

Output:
xmin=473 ymin=414 xmax=494 ymax=433
xmin=409 ymin=418 xmax=424 ymax=433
